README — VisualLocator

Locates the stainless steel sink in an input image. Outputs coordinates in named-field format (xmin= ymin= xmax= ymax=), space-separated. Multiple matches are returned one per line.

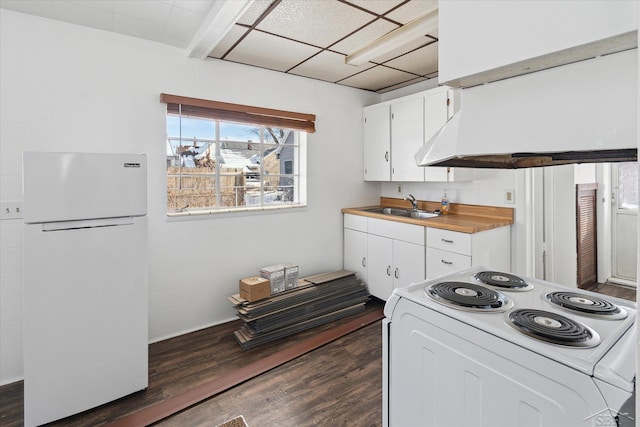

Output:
xmin=364 ymin=207 xmax=440 ymax=219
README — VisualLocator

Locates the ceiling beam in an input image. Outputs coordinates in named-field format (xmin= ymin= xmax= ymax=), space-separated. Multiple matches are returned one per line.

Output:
xmin=187 ymin=0 xmax=254 ymax=59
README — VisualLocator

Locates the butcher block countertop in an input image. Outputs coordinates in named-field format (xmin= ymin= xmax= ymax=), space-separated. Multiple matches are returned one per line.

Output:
xmin=342 ymin=197 xmax=514 ymax=234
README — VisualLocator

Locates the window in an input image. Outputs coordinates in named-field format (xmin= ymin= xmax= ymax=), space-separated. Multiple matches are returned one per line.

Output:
xmin=161 ymin=94 xmax=314 ymax=216
xmin=617 ymin=161 xmax=638 ymax=211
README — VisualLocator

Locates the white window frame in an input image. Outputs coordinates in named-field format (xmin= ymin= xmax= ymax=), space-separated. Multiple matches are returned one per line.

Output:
xmin=166 ymin=115 xmax=307 ymax=217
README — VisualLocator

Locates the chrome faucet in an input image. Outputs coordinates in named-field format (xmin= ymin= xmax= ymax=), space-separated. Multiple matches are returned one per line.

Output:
xmin=404 ymin=194 xmax=418 ymax=210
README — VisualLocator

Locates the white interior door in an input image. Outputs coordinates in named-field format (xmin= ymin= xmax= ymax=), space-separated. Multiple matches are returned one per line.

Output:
xmin=611 ymin=162 xmax=638 ymax=285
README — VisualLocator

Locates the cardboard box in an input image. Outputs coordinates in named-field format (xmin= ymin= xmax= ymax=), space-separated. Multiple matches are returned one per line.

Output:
xmin=260 ymin=265 xmax=285 ymax=294
xmin=283 ymin=264 xmax=299 ymax=290
xmin=239 ymin=276 xmax=271 ymax=302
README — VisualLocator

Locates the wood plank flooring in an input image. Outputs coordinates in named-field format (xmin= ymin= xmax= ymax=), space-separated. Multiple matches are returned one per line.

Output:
xmin=581 ymin=281 xmax=636 ymax=301
xmin=1 ymin=282 xmax=635 ymax=427
xmin=0 ymin=300 xmax=385 ymax=427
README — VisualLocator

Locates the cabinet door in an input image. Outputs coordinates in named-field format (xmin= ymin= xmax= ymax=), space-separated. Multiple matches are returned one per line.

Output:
xmin=367 ymin=234 xmax=394 ymax=300
xmin=391 ymin=97 xmax=424 ymax=182
xmin=392 ymin=240 xmax=425 ymax=289
xmin=423 ymin=88 xmax=450 ymax=182
xmin=344 ymin=228 xmax=368 ymax=283
xmin=424 ymin=87 xmax=449 ymax=142
xmin=363 ymin=104 xmax=391 ymax=181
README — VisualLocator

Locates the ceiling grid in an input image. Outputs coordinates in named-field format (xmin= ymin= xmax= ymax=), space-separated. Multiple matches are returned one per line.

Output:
xmin=0 ymin=0 xmax=439 ymax=93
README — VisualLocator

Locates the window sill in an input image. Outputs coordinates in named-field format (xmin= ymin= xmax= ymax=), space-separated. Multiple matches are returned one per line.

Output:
xmin=166 ymin=203 xmax=307 ymax=220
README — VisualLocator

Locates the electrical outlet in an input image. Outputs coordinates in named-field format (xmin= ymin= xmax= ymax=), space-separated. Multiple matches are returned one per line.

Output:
xmin=396 ymin=185 xmax=403 ymax=195
xmin=0 ymin=200 xmax=24 ymax=220
xmin=504 ymin=190 xmax=515 ymax=204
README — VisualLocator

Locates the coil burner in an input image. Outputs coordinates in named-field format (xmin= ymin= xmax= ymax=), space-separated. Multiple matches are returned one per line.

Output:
xmin=425 ymin=282 xmax=514 ymax=312
xmin=474 ymin=271 xmax=533 ymax=291
xmin=507 ymin=309 xmax=600 ymax=347
xmin=545 ymin=291 xmax=627 ymax=320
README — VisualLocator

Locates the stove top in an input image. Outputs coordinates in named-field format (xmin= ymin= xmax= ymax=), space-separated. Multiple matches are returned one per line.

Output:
xmin=425 ymin=281 xmax=513 ymax=312
xmin=545 ymin=291 xmax=627 ymax=320
xmin=385 ymin=266 xmax=637 ymax=377
xmin=474 ymin=270 xmax=534 ymax=291
xmin=507 ymin=308 xmax=601 ymax=347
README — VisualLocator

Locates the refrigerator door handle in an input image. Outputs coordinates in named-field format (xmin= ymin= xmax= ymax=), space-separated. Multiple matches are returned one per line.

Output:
xmin=41 ymin=217 xmax=136 ymax=232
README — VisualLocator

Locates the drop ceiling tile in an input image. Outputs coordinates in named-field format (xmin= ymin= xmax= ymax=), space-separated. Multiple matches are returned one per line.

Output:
xmin=386 ymin=0 xmax=438 ymax=23
xmin=339 ymin=65 xmax=418 ymax=92
xmin=379 ymin=76 xmax=428 ymax=93
xmin=346 ymin=0 xmax=406 ymax=16
xmin=237 ymin=0 xmax=274 ymax=26
xmin=385 ymin=41 xmax=438 ymax=75
xmin=331 ymin=18 xmax=398 ymax=55
xmin=373 ymin=36 xmax=436 ymax=64
xmin=289 ymin=50 xmax=375 ymax=83
xmin=208 ymin=24 xmax=247 ymax=58
xmin=256 ymin=0 xmax=373 ymax=48
xmin=225 ymin=30 xmax=321 ymax=72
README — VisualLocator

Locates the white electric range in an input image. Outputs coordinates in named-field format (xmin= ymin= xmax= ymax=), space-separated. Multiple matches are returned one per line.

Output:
xmin=382 ymin=266 xmax=636 ymax=427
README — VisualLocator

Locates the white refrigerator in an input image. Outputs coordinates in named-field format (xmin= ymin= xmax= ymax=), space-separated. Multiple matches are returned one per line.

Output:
xmin=22 ymin=152 xmax=148 ymax=426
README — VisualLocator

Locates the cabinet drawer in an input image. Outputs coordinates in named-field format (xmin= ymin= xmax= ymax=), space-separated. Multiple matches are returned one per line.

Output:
xmin=344 ymin=214 xmax=368 ymax=232
xmin=368 ymin=217 xmax=424 ymax=245
xmin=426 ymin=247 xmax=472 ymax=279
xmin=427 ymin=228 xmax=471 ymax=255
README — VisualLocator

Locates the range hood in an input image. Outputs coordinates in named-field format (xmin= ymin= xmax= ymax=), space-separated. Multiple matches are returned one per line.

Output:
xmin=416 ymin=49 xmax=638 ymax=169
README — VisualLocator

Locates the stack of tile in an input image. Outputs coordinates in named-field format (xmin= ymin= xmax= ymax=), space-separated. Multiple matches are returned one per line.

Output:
xmin=229 ymin=270 xmax=370 ymax=349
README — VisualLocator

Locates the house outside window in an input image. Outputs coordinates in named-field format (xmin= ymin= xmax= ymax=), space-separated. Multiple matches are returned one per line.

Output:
xmin=166 ymin=116 xmax=307 ymax=216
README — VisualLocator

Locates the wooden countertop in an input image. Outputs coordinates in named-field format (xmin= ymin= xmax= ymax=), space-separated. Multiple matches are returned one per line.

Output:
xmin=342 ymin=197 xmax=514 ymax=234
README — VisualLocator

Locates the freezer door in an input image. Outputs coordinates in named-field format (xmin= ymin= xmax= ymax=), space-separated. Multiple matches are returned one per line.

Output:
xmin=23 ymin=152 xmax=147 ymax=223
xmin=23 ymin=217 xmax=148 ymax=427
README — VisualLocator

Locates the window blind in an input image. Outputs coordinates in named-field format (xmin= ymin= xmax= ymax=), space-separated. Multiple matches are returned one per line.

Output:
xmin=160 ymin=93 xmax=316 ymax=133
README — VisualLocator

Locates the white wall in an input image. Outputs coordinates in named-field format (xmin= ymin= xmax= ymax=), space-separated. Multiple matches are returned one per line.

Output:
xmin=0 ymin=9 xmax=381 ymax=385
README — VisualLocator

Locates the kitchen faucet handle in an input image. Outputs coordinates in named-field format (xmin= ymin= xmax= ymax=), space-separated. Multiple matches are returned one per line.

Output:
xmin=404 ymin=194 xmax=417 ymax=210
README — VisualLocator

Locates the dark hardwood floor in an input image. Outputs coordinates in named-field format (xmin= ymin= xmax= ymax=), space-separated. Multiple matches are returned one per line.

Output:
xmin=0 ymin=300 xmax=385 ymax=427
xmin=581 ymin=281 xmax=636 ymax=301
xmin=1 ymin=282 xmax=635 ymax=427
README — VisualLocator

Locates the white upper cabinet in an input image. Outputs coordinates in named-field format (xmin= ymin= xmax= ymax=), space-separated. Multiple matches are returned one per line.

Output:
xmin=439 ymin=0 xmax=638 ymax=88
xmin=422 ymin=87 xmax=472 ymax=182
xmin=391 ymin=97 xmax=424 ymax=182
xmin=363 ymin=104 xmax=391 ymax=181
xmin=363 ymin=87 xmax=472 ymax=182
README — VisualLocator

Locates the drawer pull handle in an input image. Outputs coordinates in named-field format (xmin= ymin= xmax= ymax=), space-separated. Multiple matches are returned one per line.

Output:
xmin=394 ymin=268 xmax=399 ymax=279
xmin=441 ymin=260 xmax=453 ymax=265
xmin=441 ymin=238 xmax=454 ymax=243
xmin=384 ymin=151 xmax=389 ymax=162
xmin=386 ymin=265 xmax=391 ymax=276
xmin=362 ymin=257 xmax=367 ymax=267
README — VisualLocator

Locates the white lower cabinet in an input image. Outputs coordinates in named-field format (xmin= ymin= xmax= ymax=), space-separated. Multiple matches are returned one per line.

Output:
xmin=367 ymin=234 xmax=425 ymax=301
xmin=344 ymin=228 xmax=368 ymax=283
xmin=344 ymin=214 xmax=425 ymax=301
xmin=426 ymin=247 xmax=472 ymax=278
xmin=344 ymin=214 xmax=511 ymax=298
xmin=426 ymin=226 xmax=510 ymax=279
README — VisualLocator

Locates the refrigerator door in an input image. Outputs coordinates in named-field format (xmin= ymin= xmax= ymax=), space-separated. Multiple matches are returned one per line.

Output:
xmin=23 ymin=152 xmax=147 ymax=223
xmin=23 ymin=217 xmax=148 ymax=427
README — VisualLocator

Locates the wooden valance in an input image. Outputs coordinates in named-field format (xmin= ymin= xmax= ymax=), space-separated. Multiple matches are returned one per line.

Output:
xmin=160 ymin=93 xmax=316 ymax=133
